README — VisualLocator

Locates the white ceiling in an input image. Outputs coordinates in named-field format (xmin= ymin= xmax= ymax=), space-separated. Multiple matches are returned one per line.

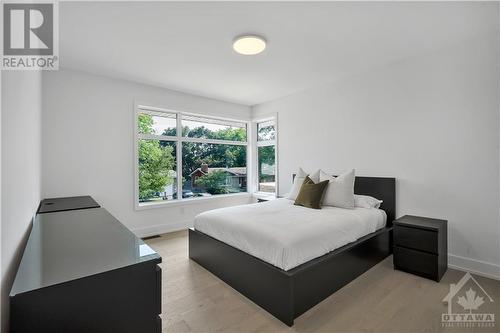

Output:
xmin=60 ymin=1 xmax=499 ymax=106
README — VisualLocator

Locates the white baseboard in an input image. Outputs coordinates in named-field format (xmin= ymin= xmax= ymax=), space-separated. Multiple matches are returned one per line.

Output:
xmin=131 ymin=219 xmax=193 ymax=238
xmin=448 ymin=254 xmax=500 ymax=281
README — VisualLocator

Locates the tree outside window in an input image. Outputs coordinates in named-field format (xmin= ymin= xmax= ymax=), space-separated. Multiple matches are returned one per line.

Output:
xmin=137 ymin=109 xmax=248 ymax=205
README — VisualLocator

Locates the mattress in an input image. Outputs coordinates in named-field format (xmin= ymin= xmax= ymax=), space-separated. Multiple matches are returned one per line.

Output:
xmin=194 ymin=198 xmax=387 ymax=271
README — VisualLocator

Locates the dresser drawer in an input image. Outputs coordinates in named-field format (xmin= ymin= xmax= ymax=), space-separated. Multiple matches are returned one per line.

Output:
xmin=394 ymin=225 xmax=437 ymax=253
xmin=394 ymin=246 xmax=438 ymax=279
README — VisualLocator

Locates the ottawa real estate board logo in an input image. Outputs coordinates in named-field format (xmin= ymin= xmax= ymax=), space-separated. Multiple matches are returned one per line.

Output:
xmin=442 ymin=272 xmax=495 ymax=329
xmin=1 ymin=1 xmax=58 ymax=70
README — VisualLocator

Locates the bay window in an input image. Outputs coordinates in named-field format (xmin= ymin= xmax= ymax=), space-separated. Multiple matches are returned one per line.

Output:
xmin=136 ymin=105 xmax=248 ymax=207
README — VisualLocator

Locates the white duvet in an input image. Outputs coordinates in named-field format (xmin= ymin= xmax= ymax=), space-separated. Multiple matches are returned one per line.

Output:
xmin=194 ymin=198 xmax=386 ymax=271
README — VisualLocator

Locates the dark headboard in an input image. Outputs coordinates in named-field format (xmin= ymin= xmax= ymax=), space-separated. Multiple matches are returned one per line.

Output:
xmin=292 ymin=174 xmax=396 ymax=226
xmin=353 ymin=176 xmax=396 ymax=226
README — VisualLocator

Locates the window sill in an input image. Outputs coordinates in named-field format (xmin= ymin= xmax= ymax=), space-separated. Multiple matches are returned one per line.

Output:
xmin=135 ymin=192 xmax=252 ymax=210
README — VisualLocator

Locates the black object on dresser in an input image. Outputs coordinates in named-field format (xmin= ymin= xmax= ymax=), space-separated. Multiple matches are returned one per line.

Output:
xmin=256 ymin=195 xmax=278 ymax=203
xmin=37 ymin=195 xmax=100 ymax=213
xmin=393 ymin=215 xmax=447 ymax=281
xmin=10 ymin=202 xmax=162 ymax=333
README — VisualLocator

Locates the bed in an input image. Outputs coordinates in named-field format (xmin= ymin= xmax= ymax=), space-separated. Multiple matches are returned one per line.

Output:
xmin=189 ymin=176 xmax=395 ymax=326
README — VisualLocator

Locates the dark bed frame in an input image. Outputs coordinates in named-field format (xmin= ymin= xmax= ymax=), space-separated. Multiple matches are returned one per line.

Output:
xmin=189 ymin=176 xmax=396 ymax=326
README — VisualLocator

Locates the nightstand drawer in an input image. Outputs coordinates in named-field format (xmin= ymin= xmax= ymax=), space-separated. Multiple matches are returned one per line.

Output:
xmin=394 ymin=246 xmax=438 ymax=279
xmin=394 ymin=225 xmax=437 ymax=253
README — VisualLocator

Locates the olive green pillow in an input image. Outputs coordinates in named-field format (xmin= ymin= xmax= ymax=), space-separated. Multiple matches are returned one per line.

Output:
xmin=294 ymin=176 xmax=329 ymax=209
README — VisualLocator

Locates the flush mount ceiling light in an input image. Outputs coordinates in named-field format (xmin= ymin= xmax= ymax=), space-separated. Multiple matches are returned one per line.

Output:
xmin=233 ymin=35 xmax=266 ymax=55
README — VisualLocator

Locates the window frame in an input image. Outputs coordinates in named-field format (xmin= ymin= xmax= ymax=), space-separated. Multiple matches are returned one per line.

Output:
xmin=134 ymin=102 xmax=250 ymax=210
xmin=253 ymin=114 xmax=278 ymax=196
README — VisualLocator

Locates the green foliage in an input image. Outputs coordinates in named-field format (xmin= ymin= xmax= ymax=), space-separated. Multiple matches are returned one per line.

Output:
xmin=163 ymin=126 xmax=246 ymax=179
xmin=138 ymin=114 xmax=154 ymax=134
xmin=139 ymin=114 xmax=248 ymax=200
xmin=163 ymin=127 xmax=177 ymax=137
xmin=195 ymin=171 xmax=229 ymax=195
xmin=138 ymin=140 xmax=175 ymax=200
xmin=175 ymin=126 xmax=247 ymax=180
xmin=182 ymin=126 xmax=210 ymax=138
xmin=211 ymin=127 xmax=247 ymax=141
xmin=164 ymin=126 xmax=246 ymax=142
xmin=259 ymin=146 xmax=275 ymax=166
xmin=182 ymin=126 xmax=247 ymax=141
xmin=258 ymin=124 xmax=275 ymax=141
xmin=259 ymin=145 xmax=275 ymax=182
xmin=138 ymin=114 xmax=175 ymax=201
xmin=181 ymin=142 xmax=246 ymax=180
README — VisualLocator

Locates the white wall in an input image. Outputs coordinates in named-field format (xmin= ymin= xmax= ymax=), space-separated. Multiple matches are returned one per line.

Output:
xmin=253 ymin=33 xmax=500 ymax=279
xmin=1 ymin=71 xmax=43 ymax=332
xmin=42 ymin=69 xmax=252 ymax=237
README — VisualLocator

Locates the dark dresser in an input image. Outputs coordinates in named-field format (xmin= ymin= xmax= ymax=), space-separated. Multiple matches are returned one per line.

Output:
xmin=10 ymin=202 xmax=162 ymax=333
xmin=37 ymin=195 xmax=100 ymax=213
xmin=393 ymin=215 xmax=447 ymax=281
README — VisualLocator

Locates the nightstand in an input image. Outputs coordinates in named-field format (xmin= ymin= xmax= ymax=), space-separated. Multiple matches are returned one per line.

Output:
xmin=393 ymin=215 xmax=447 ymax=281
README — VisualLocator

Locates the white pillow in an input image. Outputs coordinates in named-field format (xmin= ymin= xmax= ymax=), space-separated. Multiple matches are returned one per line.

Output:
xmin=354 ymin=195 xmax=383 ymax=209
xmin=320 ymin=169 xmax=355 ymax=209
xmin=286 ymin=168 xmax=320 ymax=200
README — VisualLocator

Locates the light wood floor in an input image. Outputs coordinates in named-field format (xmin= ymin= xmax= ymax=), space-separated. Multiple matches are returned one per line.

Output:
xmin=145 ymin=230 xmax=500 ymax=333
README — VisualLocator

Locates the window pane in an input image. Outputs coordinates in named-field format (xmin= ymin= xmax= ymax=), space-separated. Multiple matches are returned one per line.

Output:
xmin=138 ymin=110 xmax=177 ymax=136
xmin=182 ymin=142 xmax=247 ymax=197
xmin=257 ymin=120 xmax=276 ymax=141
xmin=181 ymin=115 xmax=247 ymax=141
xmin=138 ymin=140 xmax=177 ymax=203
xmin=258 ymin=145 xmax=276 ymax=193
